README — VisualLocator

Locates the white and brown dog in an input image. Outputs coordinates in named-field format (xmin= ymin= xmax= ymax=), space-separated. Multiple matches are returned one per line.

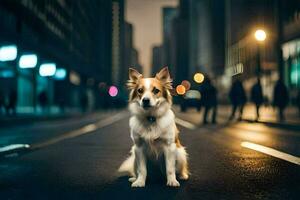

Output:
xmin=118 ymin=67 xmax=189 ymax=187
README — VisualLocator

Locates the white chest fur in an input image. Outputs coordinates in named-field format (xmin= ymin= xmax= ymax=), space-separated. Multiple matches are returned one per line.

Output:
xmin=129 ymin=109 xmax=176 ymax=142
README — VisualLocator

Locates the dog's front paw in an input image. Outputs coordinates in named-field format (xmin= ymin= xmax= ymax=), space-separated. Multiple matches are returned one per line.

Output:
xmin=179 ymin=173 xmax=189 ymax=180
xmin=131 ymin=179 xmax=145 ymax=187
xmin=167 ymin=179 xmax=180 ymax=187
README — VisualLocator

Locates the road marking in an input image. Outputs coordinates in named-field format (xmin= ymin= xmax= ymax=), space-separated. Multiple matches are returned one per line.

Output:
xmin=0 ymin=144 xmax=30 ymax=153
xmin=32 ymin=111 xmax=128 ymax=149
xmin=241 ymin=141 xmax=300 ymax=165
xmin=175 ymin=118 xmax=196 ymax=130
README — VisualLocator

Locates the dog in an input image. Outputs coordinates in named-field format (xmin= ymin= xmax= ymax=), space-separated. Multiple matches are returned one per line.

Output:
xmin=118 ymin=67 xmax=189 ymax=187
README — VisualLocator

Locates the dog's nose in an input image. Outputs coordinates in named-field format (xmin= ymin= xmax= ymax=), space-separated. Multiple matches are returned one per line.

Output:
xmin=142 ymin=98 xmax=150 ymax=107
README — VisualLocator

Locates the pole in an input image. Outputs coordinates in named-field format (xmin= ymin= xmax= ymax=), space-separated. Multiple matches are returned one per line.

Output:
xmin=275 ymin=0 xmax=283 ymax=80
xmin=256 ymin=44 xmax=261 ymax=76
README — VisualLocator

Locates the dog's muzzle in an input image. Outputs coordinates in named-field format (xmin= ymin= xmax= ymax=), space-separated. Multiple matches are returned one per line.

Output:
xmin=142 ymin=98 xmax=151 ymax=109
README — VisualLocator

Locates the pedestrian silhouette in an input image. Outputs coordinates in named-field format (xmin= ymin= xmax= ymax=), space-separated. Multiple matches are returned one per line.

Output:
xmin=5 ymin=90 xmax=17 ymax=116
xmin=80 ymin=91 xmax=88 ymax=113
xmin=229 ymin=79 xmax=247 ymax=121
xmin=0 ymin=90 xmax=4 ymax=115
xmin=38 ymin=91 xmax=48 ymax=114
xmin=297 ymin=89 xmax=300 ymax=117
xmin=250 ymin=78 xmax=263 ymax=121
xmin=273 ymin=79 xmax=289 ymax=121
xmin=58 ymin=98 xmax=65 ymax=113
xmin=200 ymin=76 xmax=217 ymax=124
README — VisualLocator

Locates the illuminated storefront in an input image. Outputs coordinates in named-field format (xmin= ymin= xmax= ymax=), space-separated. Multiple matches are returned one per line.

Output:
xmin=282 ymin=39 xmax=300 ymax=89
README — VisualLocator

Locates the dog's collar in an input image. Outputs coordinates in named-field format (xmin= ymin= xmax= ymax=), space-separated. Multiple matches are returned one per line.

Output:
xmin=146 ymin=116 xmax=156 ymax=123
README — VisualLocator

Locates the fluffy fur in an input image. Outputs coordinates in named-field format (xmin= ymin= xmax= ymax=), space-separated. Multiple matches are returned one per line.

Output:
xmin=118 ymin=67 xmax=189 ymax=187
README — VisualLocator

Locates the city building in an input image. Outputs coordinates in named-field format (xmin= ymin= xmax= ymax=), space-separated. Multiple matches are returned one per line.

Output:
xmin=189 ymin=0 xmax=225 ymax=78
xmin=0 ymin=0 xmax=121 ymax=113
xmin=151 ymin=45 xmax=164 ymax=75
xmin=282 ymin=0 xmax=300 ymax=90
xmin=224 ymin=0 xmax=278 ymax=99
xmin=123 ymin=21 xmax=142 ymax=88
xmin=111 ymin=0 xmax=126 ymax=87
xmin=162 ymin=0 xmax=225 ymax=86
xmin=169 ymin=0 xmax=190 ymax=85
xmin=162 ymin=7 xmax=178 ymax=69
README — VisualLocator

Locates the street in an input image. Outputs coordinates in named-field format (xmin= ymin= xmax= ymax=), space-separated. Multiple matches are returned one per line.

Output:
xmin=0 ymin=108 xmax=300 ymax=200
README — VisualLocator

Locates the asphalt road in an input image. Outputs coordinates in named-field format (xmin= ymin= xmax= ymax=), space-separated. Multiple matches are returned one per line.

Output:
xmin=0 ymin=109 xmax=300 ymax=200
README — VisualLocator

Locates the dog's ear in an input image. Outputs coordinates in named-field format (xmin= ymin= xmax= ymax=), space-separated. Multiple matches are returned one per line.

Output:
xmin=127 ymin=68 xmax=143 ymax=89
xmin=156 ymin=67 xmax=172 ymax=89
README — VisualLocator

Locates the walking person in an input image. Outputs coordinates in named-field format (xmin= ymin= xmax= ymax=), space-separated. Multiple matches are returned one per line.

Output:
xmin=0 ymin=90 xmax=4 ymax=115
xmin=80 ymin=91 xmax=88 ymax=113
xmin=5 ymin=90 xmax=17 ymax=116
xmin=273 ymin=79 xmax=289 ymax=121
xmin=297 ymin=89 xmax=300 ymax=117
xmin=228 ymin=78 xmax=247 ymax=121
xmin=250 ymin=78 xmax=263 ymax=121
xmin=38 ymin=91 xmax=48 ymax=114
xmin=200 ymin=77 xmax=218 ymax=124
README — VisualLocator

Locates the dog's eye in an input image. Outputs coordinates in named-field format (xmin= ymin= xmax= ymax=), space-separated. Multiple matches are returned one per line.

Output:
xmin=152 ymin=88 xmax=160 ymax=94
xmin=137 ymin=88 xmax=144 ymax=94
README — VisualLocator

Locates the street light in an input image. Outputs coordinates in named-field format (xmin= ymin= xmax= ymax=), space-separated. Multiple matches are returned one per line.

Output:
xmin=254 ymin=29 xmax=267 ymax=76
xmin=0 ymin=45 xmax=17 ymax=61
xmin=39 ymin=63 xmax=56 ymax=77
xmin=254 ymin=29 xmax=266 ymax=42
xmin=176 ymin=85 xmax=186 ymax=95
xmin=108 ymin=85 xmax=118 ymax=97
xmin=193 ymin=73 xmax=205 ymax=83
xmin=19 ymin=54 xmax=38 ymax=68
xmin=54 ymin=68 xmax=67 ymax=80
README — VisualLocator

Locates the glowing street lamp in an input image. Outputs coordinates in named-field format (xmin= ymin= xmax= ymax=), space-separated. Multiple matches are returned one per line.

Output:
xmin=39 ymin=63 xmax=56 ymax=77
xmin=0 ymin=45 xmax=17 ymax=61
xmin=193 ymin=73 xmax=205 ymax=83
xmin=19 ymin=54 xmax=38 ymax=68
xmin=54 ymin=68 xmax=67 ymax=80
xmin=254 ymin=29 xmax=266 ymax=42
xmin=176 ymin=85 xmax=186 ymax=95
xmin=254 ymin=29 xmax=267 ymax=76
xmin=181 ymin=80 xmax=191 ymax=91
xmin=108 ymin=85 xmax=118 ymax=97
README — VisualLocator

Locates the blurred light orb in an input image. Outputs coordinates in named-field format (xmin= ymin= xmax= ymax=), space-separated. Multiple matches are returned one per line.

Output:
xmin=181 ymin=80 xmax=191 ymax=91
xmin=194 ymin=73 xmax=205 ymax=83
xmin=0 ymin=45 xmax=17 ymax=61
xmin=19 ymin=54 xmax=37 ymax=68
xmin=54 ymin=68 xmax=67 ymax=80
xmin=39 ymin=63 xmax=56 ymax=77
xmin=254 ymin=29 xmax=266 ymax=41
xmin=176 ymin=85 xmax=186 ymax=95
xmin=108 ymin=85 xmax=118 ymax=97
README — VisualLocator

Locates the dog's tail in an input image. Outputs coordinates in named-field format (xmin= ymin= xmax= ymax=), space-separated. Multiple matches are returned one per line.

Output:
xmin=118 ymin=147 xmax=135 ymax=177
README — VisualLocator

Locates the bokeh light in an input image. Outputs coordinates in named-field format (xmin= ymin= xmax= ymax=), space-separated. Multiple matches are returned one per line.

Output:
xmin=176 ymin=85 xmax=186 ymax=95
xmin=193 ymin=73 xmax=205 ymax=83
xmin=181 ymin=80 xmax=191 ymax=91
xmin=108 ymin=85 xmax=118 ymax=97
xmin=254 ymin=29 xmax=266 ymax=41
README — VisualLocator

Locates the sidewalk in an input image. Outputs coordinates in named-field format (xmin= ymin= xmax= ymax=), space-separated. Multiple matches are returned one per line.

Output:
xmin=173 ymin=104 xmax=300 ymax=129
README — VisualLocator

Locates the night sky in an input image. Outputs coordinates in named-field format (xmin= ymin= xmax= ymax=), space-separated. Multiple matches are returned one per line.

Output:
xmin=126 ymin=0 xmax=178 ymax=77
